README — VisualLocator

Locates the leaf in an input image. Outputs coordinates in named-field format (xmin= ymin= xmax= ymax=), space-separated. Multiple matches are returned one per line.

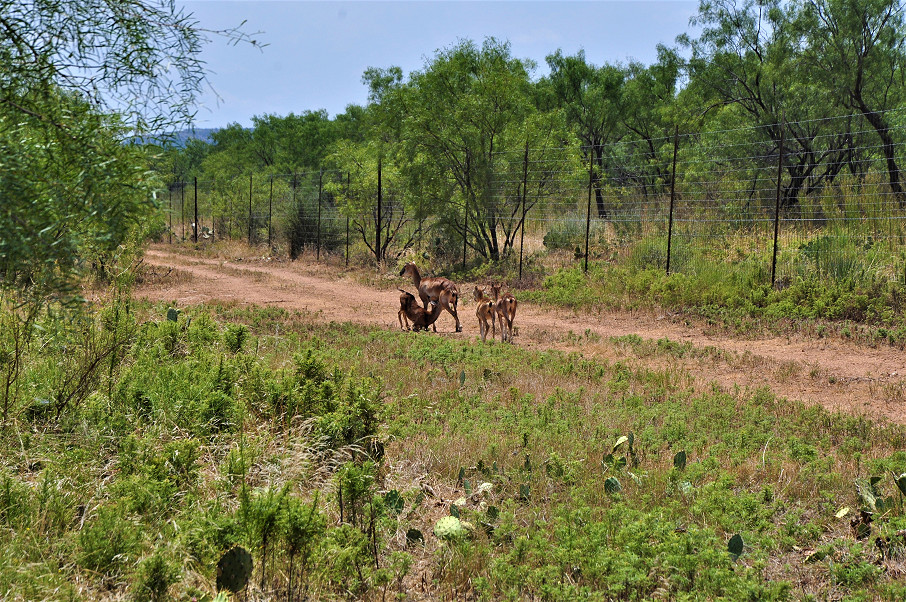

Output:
xmin=519 ymin=484 xmax=531 ymax=501
xmin=459 ymin=370 xmax=466 ymax=387
xmin=475 ymin=482 xmax=493 ymax=496
xmin=804 ymin=549 xmax=826 ymax=563
xmin=457 ymin=467 xmax=465 ymax=485
xmin=604 ymin=476 xmax=622 ymax=494
xmin=679 ymin=481 xmax=694 ymax=495
xmin=406 ymin=528 xmax=424 ymax=546
xmin=463 ymin=479 xmax=472 ymax=496
xmin=895 ymin=474 xmax=906 ymax=496
xmin=728 ymin=534 xmax=744 ymax=557
xmin=434 ymin=516 xmax=466 ymax=540
xmin=166 ymin=307 xmax=180 ymax=322
xmin=673 ymin=450 xmax=687 ymax=470
xmin=627 ymin=432 xmax=635 ymax=450
xmin=835 ymin=506 xmax=850 ymax=518
xmin=612 ymin=436 xmax=629 ymax=452
xmin=486 ymin=505 xmax=499 ymax=521
xmin=868 ymin=477 xmax=881 ymax=497
xmin=857 ymin=479 xmax=878 ymax=512
xmin=384 ymin=490 xmax=404 ymax=515
xmin=524 ymin=455 xmax=532 ymax=472
xmin=450 ymin=504 xmax=460 ymax=518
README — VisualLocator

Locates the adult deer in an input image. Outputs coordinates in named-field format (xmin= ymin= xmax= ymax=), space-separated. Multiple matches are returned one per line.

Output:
xmin=399 ymin=262 xmax=462 ymax=332
xmin=490 ymin=283 xmax=517 ymax=343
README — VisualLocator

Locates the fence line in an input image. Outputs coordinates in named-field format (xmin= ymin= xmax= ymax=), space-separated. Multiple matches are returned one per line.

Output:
xmin=160 ymin=115 xmax=906 ymax=287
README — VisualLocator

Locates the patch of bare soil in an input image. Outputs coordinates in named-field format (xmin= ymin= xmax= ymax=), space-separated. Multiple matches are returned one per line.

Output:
xmin=136 ymin=244 xmax=906 ymax=425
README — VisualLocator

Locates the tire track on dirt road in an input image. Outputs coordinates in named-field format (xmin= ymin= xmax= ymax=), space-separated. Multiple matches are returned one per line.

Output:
xmin=138 ymin=246 xmax=906 ymax=425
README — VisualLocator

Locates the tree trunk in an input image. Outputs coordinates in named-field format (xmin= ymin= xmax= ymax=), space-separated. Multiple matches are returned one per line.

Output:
xmin=860 ymin=107 xmax=905 ymax=207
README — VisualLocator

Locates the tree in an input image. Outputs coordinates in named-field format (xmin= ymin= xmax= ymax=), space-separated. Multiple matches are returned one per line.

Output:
xmin=619 ymin=47 xmax=682 ymax=199
xmin=682 ymin=0 xmax=858 ymax=209
xmin=0 ymin=1 xmax=257 ymax=422
xmin=399 ymin=38 xmax=537 ymax=262
xmin=797 ymin=0 xmax=906 ymax=205
xmin=0 ymin=0 xmax=259 ymax=304
xmin=544 ymin=50 xmax=626 ymax=218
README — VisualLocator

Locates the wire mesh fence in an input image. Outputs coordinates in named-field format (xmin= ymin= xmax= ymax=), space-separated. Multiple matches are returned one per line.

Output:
xmin=160 ymin=112 xmax=906 ymax=287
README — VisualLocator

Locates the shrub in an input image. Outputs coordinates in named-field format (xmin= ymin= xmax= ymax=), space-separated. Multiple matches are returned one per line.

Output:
xmin=77 ymin=506 xmax=141 ymax=577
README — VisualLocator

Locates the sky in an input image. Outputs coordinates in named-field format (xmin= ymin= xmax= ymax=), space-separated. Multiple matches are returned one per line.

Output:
xmin=182 ymin=1 xmax=701 ymax=128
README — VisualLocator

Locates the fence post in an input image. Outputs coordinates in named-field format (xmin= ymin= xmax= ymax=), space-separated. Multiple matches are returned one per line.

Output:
xmin=771 ymin=115 xmax=786 ymax=287
xmin=666 ymin=126 xmax=679 ymax=274
xmin=376 ymin=158 xmax=382 ymax=264
xmin=168 ymin=187 xmax=173 ymax=244
xmin=317 ymin=169 xmax=323 ymax=261
xmin=463 ymin=155 xmax=470 ymax=271
xmin=268 ymin=175 xmax=273 ymax=249
xmin=193 ymin=177 xmax=198 ymax=244
xmin=180 ymin=182 xmax=185 ymax=241
xmin=584 ymin=147 xmax=593 ymax=273
xmin=212 ymin=178 xmax=217 ymax=242
xmin=519 ymin=142 xmax=529 ymax=281
xmin=248 ymin=174 xmax=253 ymax=246
xmin=346 ymin=172 xmax=350 ymax=268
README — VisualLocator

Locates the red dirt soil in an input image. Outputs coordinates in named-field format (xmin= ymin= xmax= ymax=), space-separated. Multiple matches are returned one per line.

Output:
xmin=136 ymin=245 xmax=906 ymax=426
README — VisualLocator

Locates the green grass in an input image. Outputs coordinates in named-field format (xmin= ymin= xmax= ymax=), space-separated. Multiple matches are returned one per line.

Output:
xmin=522 ymin=258 xmax=906 ymax=345
xmin=2 ymin=300 xmax=906 ymax=599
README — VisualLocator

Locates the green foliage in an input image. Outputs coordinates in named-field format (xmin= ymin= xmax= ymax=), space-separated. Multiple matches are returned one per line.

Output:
xmin=132 ymin=549 xmax=180 ymax=602
xmin=223 ymin=323 xmax=249 ymax=353
xmin=7 ymin=297 xmax=906 ymax=598
xmin=78 ymin=506 xmax=141 ymax=577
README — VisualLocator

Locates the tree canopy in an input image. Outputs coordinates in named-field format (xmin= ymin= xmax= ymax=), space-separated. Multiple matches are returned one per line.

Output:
xmin=153 ymin=0 xmax=906 ymax=262
xmin=0 ymin=0 xmax=258 ymax=304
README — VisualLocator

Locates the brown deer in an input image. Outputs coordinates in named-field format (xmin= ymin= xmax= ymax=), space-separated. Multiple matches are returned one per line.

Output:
xmin=397 ymin=289 xmax=445 ymax=332
xmin=472 ymin=286 xmax=496 ymax=342
xmin=490 ymin=283 xmax=517 ymax=343
xmin=399 ymin=262 xmax=461 ymax=332
xmin=398 ymin=289 xmax=414 ymax=330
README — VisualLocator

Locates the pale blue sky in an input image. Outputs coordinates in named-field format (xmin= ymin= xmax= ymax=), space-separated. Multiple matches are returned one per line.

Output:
xmin=182 ymin=1 xmax=700 ymax=128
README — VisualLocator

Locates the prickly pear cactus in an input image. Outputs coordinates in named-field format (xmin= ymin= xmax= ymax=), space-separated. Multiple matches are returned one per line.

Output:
xmin=216 ymin=546 xmax=253 ymax=593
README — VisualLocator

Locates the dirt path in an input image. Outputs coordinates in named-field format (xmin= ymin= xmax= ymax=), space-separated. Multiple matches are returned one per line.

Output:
xmin=137 ymin=245 xmax=906 ymax=425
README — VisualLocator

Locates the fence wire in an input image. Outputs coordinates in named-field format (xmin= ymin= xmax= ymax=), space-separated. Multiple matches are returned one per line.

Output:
xmin=161 ymin=112 xmax=906 ymax=287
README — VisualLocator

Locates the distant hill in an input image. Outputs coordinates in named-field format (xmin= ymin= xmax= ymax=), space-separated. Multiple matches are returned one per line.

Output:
xmin=133 ymin=127 xmax=219 ymax=147
xmin=168 ymin=128 xmax=218 ymax=146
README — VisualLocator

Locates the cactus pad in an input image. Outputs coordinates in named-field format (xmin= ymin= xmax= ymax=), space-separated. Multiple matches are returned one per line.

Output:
xmin=216 ymin=546 xmax=253 ymax=593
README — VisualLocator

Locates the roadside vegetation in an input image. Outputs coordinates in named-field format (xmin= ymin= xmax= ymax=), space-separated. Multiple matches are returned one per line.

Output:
xmin=2 ymin=298 xmax=906 ymax=600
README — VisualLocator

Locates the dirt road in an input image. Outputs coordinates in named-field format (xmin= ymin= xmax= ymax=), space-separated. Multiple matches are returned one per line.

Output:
xmin=137 ymin=245 xmax=906 ymax=425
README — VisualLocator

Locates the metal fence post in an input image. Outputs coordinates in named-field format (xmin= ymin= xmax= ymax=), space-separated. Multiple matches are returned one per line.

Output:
xmin=212 ymin=178 xmax=217 ymax=243
xmin=376 ymin=159 xmax=382 ymax=263
xmin=193 ymin=177 xmax=198 ymax=244
xmin=463 ymin=155 xmax=469 ymax=271
xmin=168 ymin=187 xmax=172 ymax=244
xmin=584 ymin=147 xmax=593 ymax=273
xmin=346 ymin=172 xmax=350 ymax=267
xmin=666 ymin=127 xmax=679 ymax=275
xmin=771 ymin=115 xmax=786 ymax=287
xmin=248 ymin=174 xmax=253 ymax=245
xmin=268 ymin=175 xmax=273 ymax=249
xmin=317 ymin=169 xmax=323 ymax=260
xmin=180 ymin=182 xmax=185 ymax=241
xmin=519 ymin=142 xmax=529 ymax=281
